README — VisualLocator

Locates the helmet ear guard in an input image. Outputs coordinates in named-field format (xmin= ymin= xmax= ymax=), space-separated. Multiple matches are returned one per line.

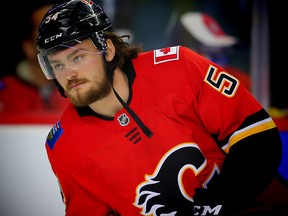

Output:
xmin=92 ymin=31 xmax=108 ymax=52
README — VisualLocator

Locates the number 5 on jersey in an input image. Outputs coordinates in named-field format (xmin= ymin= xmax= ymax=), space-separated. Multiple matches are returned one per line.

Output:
xmin=204 ymin=65 xmax=239 ymax=98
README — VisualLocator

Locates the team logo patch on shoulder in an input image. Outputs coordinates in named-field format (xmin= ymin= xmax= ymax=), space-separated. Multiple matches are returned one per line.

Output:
xmin=117 ymin=113 xmax=130 ymax=126
xmin=46 ymin=121 xmax=64 ymax=150
xmin=154 ymin=46 xmax=179 ymax=64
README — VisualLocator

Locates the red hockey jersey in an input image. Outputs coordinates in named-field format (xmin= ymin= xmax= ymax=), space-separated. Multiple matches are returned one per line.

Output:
xmin=45 ymin=46 xmax=280 ymax=215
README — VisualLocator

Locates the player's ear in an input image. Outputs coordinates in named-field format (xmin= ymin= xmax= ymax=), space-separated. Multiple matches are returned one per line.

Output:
xmin=105 ymin=39 xmax=115 ymax=62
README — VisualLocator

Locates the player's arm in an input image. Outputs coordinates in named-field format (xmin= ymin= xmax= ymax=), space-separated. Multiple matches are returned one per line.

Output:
xmin=192 ymin=62 xmax=282 ymax=214
xmin=194 ymin=110 xmax=282 ymax=214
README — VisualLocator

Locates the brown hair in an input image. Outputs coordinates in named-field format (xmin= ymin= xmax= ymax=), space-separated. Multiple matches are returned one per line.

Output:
xmin=105 ymin=31 xmax=143 ymax=70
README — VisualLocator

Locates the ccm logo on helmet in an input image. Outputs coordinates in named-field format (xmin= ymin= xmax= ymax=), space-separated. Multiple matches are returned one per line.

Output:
xmin=44 ymin=33 xmax=63 ymax=44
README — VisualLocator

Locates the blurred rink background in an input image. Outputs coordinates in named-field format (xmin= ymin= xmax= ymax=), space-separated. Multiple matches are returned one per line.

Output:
xmin=0 ymin=0 xmax=287 ymax=215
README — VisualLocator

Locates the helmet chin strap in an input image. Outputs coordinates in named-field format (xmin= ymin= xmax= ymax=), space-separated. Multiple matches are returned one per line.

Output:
xmin=105 ymin=60 xmax=153 ymax=138
xmin=53 ymin=79 xmax=67 ymax=98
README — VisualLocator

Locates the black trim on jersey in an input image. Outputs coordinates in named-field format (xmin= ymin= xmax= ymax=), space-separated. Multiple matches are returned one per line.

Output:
xmin=237 ymin=108 xmax=271 ymax=129
xmin=122 ymin=59 xmax=136 ymax=89
xmin=77 ymin=106 xmax=114 ymax=120
xmin=216 ymin=108 xmax=271 ymax=149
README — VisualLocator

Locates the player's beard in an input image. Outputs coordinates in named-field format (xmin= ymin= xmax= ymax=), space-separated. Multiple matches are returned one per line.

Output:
xmin=66 ymin=73 xmax=112 ymax=107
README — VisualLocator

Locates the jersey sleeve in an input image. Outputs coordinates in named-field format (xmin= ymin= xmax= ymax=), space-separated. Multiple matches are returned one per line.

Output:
xmin=180 ymin=46 xmax=282 ymax=214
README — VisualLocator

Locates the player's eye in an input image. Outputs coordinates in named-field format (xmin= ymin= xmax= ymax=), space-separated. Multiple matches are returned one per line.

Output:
xmin=53 ymin=63 xmax=65 ymax=71
xmin=73 ymin=55 xmax=83 ymax=63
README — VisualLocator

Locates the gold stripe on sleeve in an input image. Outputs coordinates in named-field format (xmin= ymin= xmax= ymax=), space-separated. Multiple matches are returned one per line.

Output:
xmin=222 ymin=118 xmax=276 ymax=153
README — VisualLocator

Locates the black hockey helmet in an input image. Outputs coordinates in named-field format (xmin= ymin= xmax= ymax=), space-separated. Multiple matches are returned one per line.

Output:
xmin=37 ymin=0 xmax=112 ymax=52
xmin=36 ymin=0 xmax=112 ymax=80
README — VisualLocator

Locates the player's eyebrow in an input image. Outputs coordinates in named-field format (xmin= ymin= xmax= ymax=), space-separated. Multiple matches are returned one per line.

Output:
xmin=67 ymin=49 xmax=81 ymax=60
xmin=49 ymin=49 xmax=83 ymax=64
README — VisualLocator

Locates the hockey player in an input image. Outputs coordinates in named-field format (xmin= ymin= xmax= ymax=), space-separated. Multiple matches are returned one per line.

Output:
xmin=36 ymin=0 xmax=282 ymax=215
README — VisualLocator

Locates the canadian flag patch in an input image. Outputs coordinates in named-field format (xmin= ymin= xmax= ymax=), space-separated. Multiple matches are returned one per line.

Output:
xmin=154 ymin=46 xmax=179 ymax=64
